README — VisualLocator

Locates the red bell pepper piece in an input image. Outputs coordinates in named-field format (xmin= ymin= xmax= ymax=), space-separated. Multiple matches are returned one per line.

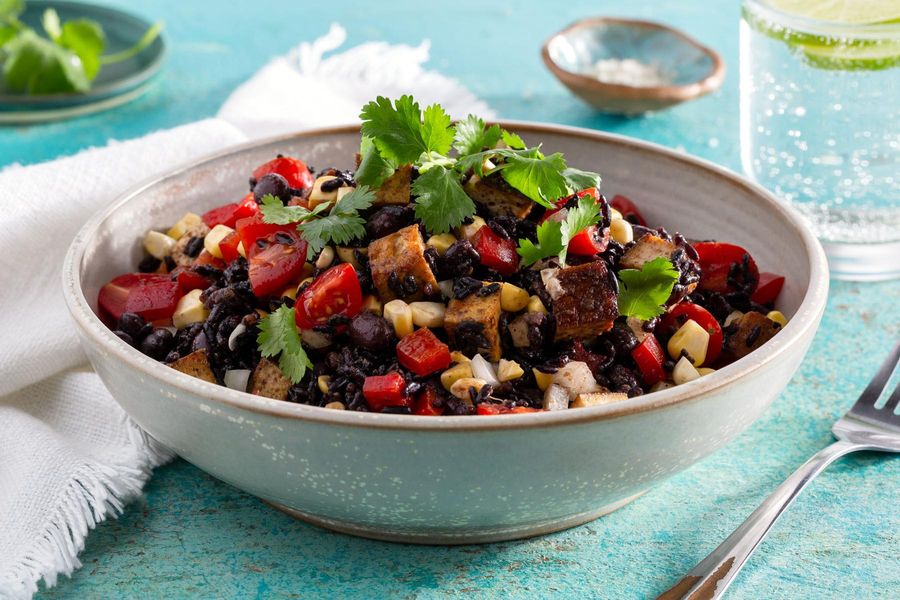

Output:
xmin=413 ymin=387 xmax=444 ymax=416
xmin=218 ymin=231 xmax=243 ymax=263
xmin=253 ymin=156 xmax=314 ymax=191
xmin=693 ymin=242 xmax=760 ymax=294
xmin=201 ymin=194 xmax=259 ymax=229
xmin=751 ymin=272 xmax=785 ymax=305
xmin=295 ymin=263 xmax=363 ymax=329
xmin=363 ymin=372 xmax=409 ymax=412
xmin=659 ymin=302 xmax=723 ymax=365
xmin=610 ymin=194 xmax=647 ymax=226
xmin=396 ymin=328 xmax=451 ymax=376
xmin=171 ymin=267 xmax=212 ymax=293
xmin=472 ymin=226 xmax=519 ymax=275
xmin=631 ymin=334 xmax=666 ymax=385
xmin=98 ymin=273 xmax=180 ymax=325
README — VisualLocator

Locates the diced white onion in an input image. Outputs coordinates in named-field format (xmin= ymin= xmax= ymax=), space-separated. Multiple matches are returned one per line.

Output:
xmin=227 ymin=323 xmax=247 ymax=351
xmin=540 ymin=268 xmax=564 ymax=300
xmin=552 ymin=361 xmax=601 ymax=399
xmin=470 ymin=354 xmax=499 ymax=386
xmin=224 ymin=369 xmax=251 ymax=392
xmin=543 ymin=384 xmax=569 ymax=411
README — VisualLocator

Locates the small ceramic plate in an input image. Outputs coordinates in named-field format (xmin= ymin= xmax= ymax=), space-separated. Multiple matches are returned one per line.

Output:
xmin=0 ymin=0 xmax=165 ymax=123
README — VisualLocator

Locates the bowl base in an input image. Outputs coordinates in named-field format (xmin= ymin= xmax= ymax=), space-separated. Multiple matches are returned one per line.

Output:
xmin=262 ymin=491 xmax=646 ymax=545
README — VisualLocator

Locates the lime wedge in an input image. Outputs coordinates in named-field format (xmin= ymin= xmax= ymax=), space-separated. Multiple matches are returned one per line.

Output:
xmin=745 ymin=1 xmax=900 ymax=70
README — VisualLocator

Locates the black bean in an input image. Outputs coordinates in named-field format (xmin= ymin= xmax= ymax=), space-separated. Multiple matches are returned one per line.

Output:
xmin=440 ymin=240 xmax=480 ymax=279
xmin=452 ymin=276 xmax=483 ymax=300
xmin=138 ymin=255 xmax=161 ymax=273
xmin=113 ymin=331 xmax=134 ymax=346
xmin=184 ymin=236 xmax=204 ymax=258
xmin=349 ymin=312 xmax=394 ymax=351
xmin=476 ymin=282 xmax=501 ymax=297
xmin=253 ymin=173 xmax=292 ymax=203
xmin=117 ymin=312 xmax=152 ymax=340
xmin=366 ymin=205 xmax=415 ymax=239
xmin=140 ymin=329 xmax=174 ymax=361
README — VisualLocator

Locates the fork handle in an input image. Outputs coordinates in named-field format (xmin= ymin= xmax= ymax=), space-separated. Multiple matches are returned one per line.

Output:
xmin=658 ymin=439 xmax=863 ymax=600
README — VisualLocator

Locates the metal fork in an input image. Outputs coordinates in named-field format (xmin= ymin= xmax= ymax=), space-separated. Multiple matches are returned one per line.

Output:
xmin=660 ymin=340 xmax=900 ymax=600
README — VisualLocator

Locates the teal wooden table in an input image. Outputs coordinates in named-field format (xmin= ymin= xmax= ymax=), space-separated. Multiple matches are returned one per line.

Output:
xmin=4 ymin=1 xmax=897 ymax=598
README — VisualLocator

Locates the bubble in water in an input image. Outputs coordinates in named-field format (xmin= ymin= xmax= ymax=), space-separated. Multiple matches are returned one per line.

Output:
xmin=708 ymin=138 xmax=720 ymax=148
xmin=793 ymin=107 xmax=806 ymax=116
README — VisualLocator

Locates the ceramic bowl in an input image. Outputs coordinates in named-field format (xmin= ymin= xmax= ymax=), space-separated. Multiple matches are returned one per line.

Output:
xmin=63 ymin=123 xmax=828 ymax=544
xmin=542 ymin=18 xmax=725 ymax=114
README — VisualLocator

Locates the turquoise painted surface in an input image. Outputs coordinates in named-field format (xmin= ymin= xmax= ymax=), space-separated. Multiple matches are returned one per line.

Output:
xmin=2 ymin=0 xmax=896 ymax=598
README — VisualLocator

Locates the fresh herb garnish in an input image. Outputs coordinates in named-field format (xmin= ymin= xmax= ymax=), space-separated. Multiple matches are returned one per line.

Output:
xmin=616 ymin=257 xmax=679 ymax=320
xmin=359 ymin=95 xmax=453 ymax=164
xmin=559 ymin=194 xmax=603 ymax=264
xmin=517 ymin=220 xmax=564 ymax=266
xmin=0 ymin=2 xmax=162 ymax=95
xmin=453 ymin=114 xmax=502 ymax=156
xmin=258 ymin=194 xmax=329 ymax=225
xmin=411 ymin=166 xmax=476 ymax=234
xmin=296 ymin=185 xmax=375 ymax=254
xmin=498 ymin=150 xmax=569 ymax=209
xmin=257 ymin=305 xmax=312 ymax=384
xmin=355 ymin=136 xmax=397 ymax=189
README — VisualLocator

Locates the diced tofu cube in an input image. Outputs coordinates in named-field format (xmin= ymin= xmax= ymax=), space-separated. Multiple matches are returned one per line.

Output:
xmin=547 ymin=262 xmax=618 ymax=340
xmin=374 ymin=164 xmax=413 ymax=206
xmin=444 ymin=284 xmax=502 ymax=361
xmin=248 ymin=358 xmax=292 ymax=401
xmin=464 ymin=173 xmax=534 ymax=218
xmin=456 ymin=216 xmax=486 ymax=242
xmin=367 ymin=224 xmax=439 ymax=301
xmin=204 ymin=224 xmax=234 ymax=259
xmin=619 ymin=234 xmax=677 ymax=270
xmin=169 ymin=349 xmax=216 ymax=383
xmin=724 ymin=311 xmax=781 ymax=359
xmin=571 ymin=391 xmax=629 ymax=408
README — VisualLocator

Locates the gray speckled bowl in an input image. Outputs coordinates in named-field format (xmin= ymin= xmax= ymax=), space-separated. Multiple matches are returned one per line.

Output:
xmin=63 ymin=124 xmax=828 ymax=544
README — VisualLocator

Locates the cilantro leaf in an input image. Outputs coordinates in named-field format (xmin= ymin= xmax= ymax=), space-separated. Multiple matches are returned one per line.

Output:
xmin=421 ymin=103 xmax=455 ymax=156
xmin=0 ymin=0 xmax=23 ymax=22
xmin=257 ymin=305 xmax=312 ymax=384
xmin=41 ymin=8 xmax=61 ymax=41
xmin=297 ymin=186 xmax=375 ymax=253
xmin=57 ymin=18 xmax=105 ymax=80
xmin=453 ymin=114 xmax=502 ymax=156
xmin=500 ymin=151 xmax=569 ymax=209
xmin=359 ymin=95 xmax=428 ymax=164
xmin=0 ymin=25 xmax=17 ymax=47
xmin=99 ymin=21 xmax=162 ymax=65
xmin=616 ymin=257 xmax=679 ymax=320
xmin=2 ymin=29 xmax=89 ymax=93
xmin=411 ymin=165 xmax=476 ymax=234
xmin=354 ymin=136 xmax=397 ymax=188
xmin=559 ymin=194 xmax=602 ymax=265
xmin=562 ymin=167 xmax=602 ymax=193
xmin=501 ymin=129 xmax=525 ymax=149
xmin=517 ymin=220 xmax=564 ymax=266
xmin=417 ymin=151 xmax=456 ymax=173
xmin=259 ymin=194 xmax=328 ymax=225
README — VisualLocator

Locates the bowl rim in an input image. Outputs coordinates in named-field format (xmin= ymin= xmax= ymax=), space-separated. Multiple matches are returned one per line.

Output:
xmin=63 ymin=121 xmax=829 ymax=431
xmin=541 ymin=17 xmax=726 ymax=101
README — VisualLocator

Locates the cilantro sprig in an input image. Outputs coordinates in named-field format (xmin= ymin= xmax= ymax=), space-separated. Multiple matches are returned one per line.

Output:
xmin=616 ymin=257 xmax=679 ymax=320
xmin=296 ymin=185 xmax=375 ymax=255
xmin=257 ymin=305 xmax=312 ymax=384
xmin=258 ymin=194 xmax=329 ymax=225
xmin=516 ymin=194 xmax=603 ymax=266
xmin=0 ymin=2 xmax=162 ymax=95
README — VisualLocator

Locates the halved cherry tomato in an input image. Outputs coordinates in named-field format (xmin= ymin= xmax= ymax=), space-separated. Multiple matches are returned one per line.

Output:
xmin=659 ymin=302 xmax=723 ymax=365
xmin=201 ymin=194 xmax=259 ymax=229
xmin=610 ymin=194 xmax=647 ymax=226
xmin=476 ymin=403 xmax=541 ymax=415
xmin=363 ymin=372 xmax=409 ymax=412
xmin=194 ymin=250 xmax=225 ymax=270
xmin=235 ymin=214 xmax=296 ymax=253
xmin=752 ymin=272 xmax=785 ymax=306
xmin=218 ymin=231 xmax=243 ymax=263
xmin=413 ymin=387 xmax=444 ymax=416
xmin=472 ymin=226 xmax=519 ymax=275
xmin=253 ymin=156 xmax=314 ymax=191
xmin=248 ymin=229 xmax=308 ymax=298
xmin=172 ymin=267 xmax=212 ymax=293
xmin=542 ymin=188 xmax=609 ymax=256
xmin=631 ymin=334 xmax=666 ymax=385
xmin=98 ymin=273 xmax=180 ymax=324
xmin=396 ymin=328 xmax=451 ymax=376
xmin=294 ymin=263 xmax=363 ymax=329
xmin=693 ymin=242 xmax=760 ymax=294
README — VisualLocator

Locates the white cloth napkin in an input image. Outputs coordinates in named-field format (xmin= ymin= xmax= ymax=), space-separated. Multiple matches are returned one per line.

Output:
xmin=0 ymin=24 xmax=493 ymax=599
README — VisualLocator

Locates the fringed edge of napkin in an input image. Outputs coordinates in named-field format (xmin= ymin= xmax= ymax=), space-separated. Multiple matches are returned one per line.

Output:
xmin=0 ymin=420 xmax=174 ymax=599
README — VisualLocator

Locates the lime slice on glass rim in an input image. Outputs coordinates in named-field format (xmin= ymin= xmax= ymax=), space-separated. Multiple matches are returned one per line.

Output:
xmin=744 ymin=0 xmax=900 ymax=70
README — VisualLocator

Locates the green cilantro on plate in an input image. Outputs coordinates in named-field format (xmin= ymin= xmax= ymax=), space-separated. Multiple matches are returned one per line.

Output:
xmin=257 ymin=305 xmax=312 ymax=384
xmin=616 ymin=257 xmax=679 ymax=320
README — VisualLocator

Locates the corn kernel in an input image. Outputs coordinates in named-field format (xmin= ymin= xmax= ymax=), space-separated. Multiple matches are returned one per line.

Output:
xmin=450 ymin=377 xmax=486 ymax=400
xmin=450 ymin=351 xmax=470 ymax=364
xmin=497 ymin=359 xmax=524 ymax=382
xmin=650 ymin=381 xmax=675 ymax=393
xmin=280 ymin=285 xmax=298 ymax=300
xmin=672 ymin=356 xmax=701 ymax=385
xmin=667 ymin=319 xmax=710 ymax=366
xmin=317 ymin=375 xmax=331 ymax=394
xmin=315 ymin=246 xmax=335 ymax=269
xmin=308 ymin=176 xmax=339 ymax=208
xmin=527 ymin=295 xmax=548 ymax=314
xmin=410 ymin=302 xmax=446 ymax=328
xmin=697 ymin=367 xmax=716 ymax=376
xmin=533 ymin=368 xmax=554 ymax=391
xmin=324 ymin=401 xmax=345 ymax=410
xmin=237 ymin=241 xmax=246 ymax=258
xmin=335 ymin=187 xmax=353 ymax=203
xmin=610 ymin=208 xmax=623 ymax=221
xmin=336 ymin=246 xmax=362 ymax=269
xmin=767 ymin=310 xmax=788 ymax=328
xmin=383 ymin=299 xmax=414 ymax=337
xmin=204 ymin=224 xmax=234 ymax=259
xmin=173 ymin=289 xmax=209 ymax=329
xmin=456 ymin=216 xmax=486 ymax=241
xmin=143 ymin=230 xmax=176 ymax=259
xmin=500 ymin=283 xmax=530 ymax=312
xmin=441 ymin=363 xmax=473 ymax=391
xmin=362 ymin=295 xmax=383 ymax=315
xmin=426 ymin=233 xmax=457 ymax=255
xmin=609 ymin=219 xmax=634 ymax=245
xmin=167 ymin=212 xmax=203 ymax=239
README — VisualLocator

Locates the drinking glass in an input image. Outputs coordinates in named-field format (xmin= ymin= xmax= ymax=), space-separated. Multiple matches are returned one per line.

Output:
xmin=740 ymin=0 xmax=900 ymax=280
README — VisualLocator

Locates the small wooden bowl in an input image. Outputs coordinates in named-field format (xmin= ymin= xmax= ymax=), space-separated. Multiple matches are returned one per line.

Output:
xmin=542 ymin=17 xmax=725 ymax=115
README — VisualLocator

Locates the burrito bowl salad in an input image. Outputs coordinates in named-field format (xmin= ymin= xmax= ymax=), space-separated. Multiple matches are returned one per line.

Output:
xmin=97 ymin=96 xmax=788 ymax=416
